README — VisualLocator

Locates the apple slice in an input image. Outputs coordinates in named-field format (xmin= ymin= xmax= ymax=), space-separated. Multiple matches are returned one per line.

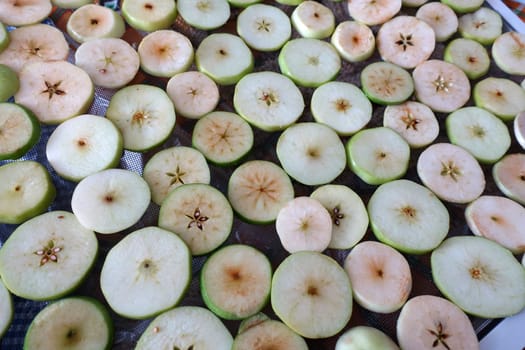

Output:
xmin=346 ymin=127 xmax=410 ymax=185
xmin=135 ymin=306 xmax=233 ymax=350
xmin=229 ymin=0 xmax=261 ymax=7
xmin=368 ymin=179 xmax=450 ymax=254
xmin=100 ymin=226 xmax=191 ymax=319
xmin=330 ymin=21 xmax=375 ymax=63
xmin=346 ymin=0 xmax=401 ymax=26
xmin=402 ymin=0 xmax=428 ymax=6
xmin=0 ymin=21 xmax=9 ymax=53
xmin=443 ymin=38 xmax=490 ymax=79
xmin=143 ymin=146 xmax=211 ymax=205
xmin=71 ymin=168 xmax=151 ymax=234
xmin=196 ymin=33 xmax=253 ymax=86
xmin=492 ymin=32 xmax=525 ymax=76
xmin=458 ymin=7 xmax=502 ymax=45
xmin=473 ymin=77 xmax=525 ymax=121
xmin=0 ymin=102 xmax=40 ymax=161
xmin=0 ymin=279 xmax=12 ymax=338
xmin=431 ymin=236 xmax=525 ymax=318
xmin=106 ymin=84 xmax=176 ymax=152
xmin=492 ymin=154 xmax=525 ymax=206
xmin=291 ymin=1 xmax=335 ymax=39
xmin=0 ymin=64 xmax=18 ymax=102
xmin=276 ymin=122 xmax=346 ymax=186
xmin=0 ymin=161 xmax=55 ymax=225
xmin=336 ymin=326 xmax=399 ymax=350
xmin=416 ymin=2 xmax=458 ymax=42
xmin=0 ymin=211 xmax=97 ymax=300
xmin=121 ymin=0 xmax=177 ymax=32
xmin=24 ymin=297 xmax=112 ymax=350
xmin=441 ymin=0 xmax=483 ymax=13
xmin=52 ymin=0 xmax=92 ymax=9
xmin=227 ymin=160 xmax=294 ymax=224
xmin=360 ymin=61 xmax=414 ymax=105
xmin=15 ymin=60 xmax=94 ymax=125
xmin=177 ymin=0 xmax=230 ymax=30
xmin=201 ymin=244 xmax=272 ymax=320
xmin=46 ymin=114 xmax=123 ymax=182
xmin=271 ymin=251 xmax=353 ymax=339
xmin=158 ymin=183 xmax=233 ymax=255
xmin=0 ymin=0 xmax=52 ymax=26
xmin=397 ymin=295 xmax=478 ymax=350
xmin=66 ymin=4 xmax=126 ymax=43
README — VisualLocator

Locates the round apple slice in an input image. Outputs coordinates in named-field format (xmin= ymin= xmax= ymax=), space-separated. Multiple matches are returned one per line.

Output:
xmin=227 ymin=160 xmax=294 ymax=224
xmin=0 ymin=161 xmax=55 ymax=225
xmin=412 ymin=59 xmax=470 ymax=113
xmin=121 ymin=0 xmax=177 ymax=32
xmin=106 ymin=84 xmax=176 ymax=152
xmin=143 ymin=146 xmax=211 ymax=206
xmin=346 ymin=0 xmax=402 ymax=26
xmin=100 ymin=226 xmax=191 ymax=319
xmin=66 ymin=4 xmax=126 ymax=43
xmin=443 ymin=38 xmax=490 ymax=80
xmin=0 ymin=279 xmax=12 ymax=338
xmin=0 ymin=102 xmax=40 ymax=161
xmin=431 ymin=235 xmax=525 ymax=318
xmin=276 ymin=122 xmax=346 ymax=186
xmin=368 ymin=179 xmax=450 ymax=254
xmin=46 ymin=114 xmax=123 ymax=182
xmin=441 ymin=0 xmax=483 ymax=13
xmin=15 ymin=60 xmax=94 ymax=125
xmin=201 ymin=244 xmax=272 ymax=320
xmin=516 ymin=109 xmax=525 ymax=149
xmin=0 ymin=211 xmax=97 ymax=300
xmin=360 ymin=61 xmax=414 ymax=105
xmin=346 ymin=127 xmax=410 ymax=185
xmin=71 ymin=168 xmax=151 ymax=234
xmin=376 ymin=16 xmax=435 ymax=69
xmin=0 ymin=22 xmax=9 ymax=53
xmin=330 ymin=21 xmax=375 ymax=63
xmin=158 ymin=183 xmax=233 ymax=255
xmin=24 ymin=297 xmax=112 ymax=350
xmin=417 ymin=143 xmax=485 ymax=204
xmin=458 ymin=7 xmax=502 ymax=45
xmin=416 ymin=2 xmax=458 ymax=42
xmin=291 ymin=1 xmax=335 ymax=39
xmin=233 ymin=71 xmax=304 ymax=132
xmin=493 ymin=154 xmax=525 ymax=206
xmin=0 ymin=64 xmax=18 ymax=102
xmin=336 ymin=326 xmax=399 ymax=350
xmin=0 ymin=0 xmax=52 ymax=27
xmin=135 ymin=306 xmax=233 ymax=350
xmin=278 ymin=38 xmax=341 ymax=88
xmin=177 ymin=0 xmax=230 ymax=31
xmin=397 ymin=295 xmax=478 ymax=350
xmin=473 ymin=77 xmax=525 ymax=121
xmin=492 ymin=32 xmax=525 ymax=76
xmin=271 ymin=251 xmax=353 ymax=339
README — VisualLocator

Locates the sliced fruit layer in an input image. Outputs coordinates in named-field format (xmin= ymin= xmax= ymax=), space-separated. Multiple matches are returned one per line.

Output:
xmin=360 ymin=61 xmax=414 ymax=105
xmin=0 ymin=102 xmax=40 ymax=161
xmin=473 ymin=77 xmax=525 ymax=121
xmin=330 ymin=21 xmax=375 ymax=63
xmin=0 ymin=279 xmax=12 ymax=338
xmin=336 ymin=326 xmax=399 ymax=350
xmin=177 ymin=0 xmax=230 ymax=30
xmin=291 ymin=1 xmax=335 ymax=39
xmin=492 ymin=31 xmax=525 ymax=76
xmin=346 ymin=0 xmax=401 ymax=26
xmin=121 ymin=0 xmax=177 ymax=32
xmin=66 ymin=4 xmax=126 ymax=43
xmin=493 ymin=153 xmax=525 ymax=206
xmin=458 ymin=7 xmax=502 ymax=45
xmin=0 ymin=0 xmax=52 ymax=26
xmin=415 ymin=2 xmax=458 ymax=42
xmin=443 ymin=38 xmax=490 ymax=80
xmin=442 ymin=0 xmax=483 ymax=13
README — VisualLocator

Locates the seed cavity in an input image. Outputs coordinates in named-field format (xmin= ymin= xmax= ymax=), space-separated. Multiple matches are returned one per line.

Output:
xmin=259 ymin=91 xmax=279 ymax=107
xmin=395 ymin=33 xmax=414 ymax=51
xmin=433 ymin=75 xmax=452 ymax=93
xmin=330 ymin=206 xmax=344 ymax=226
xmin=185 ymin=207 xmax=209 ymax=230
xmin=401 ymin=112 xmax=420 ymax=131
xmin=307 ymin=285 xmax=318 ymax=296
xmin=42 ymin=81 xmax=66 ymax=99
xmin=34 ymin=240 xmax=62 ymax=266
xmin=257 ymin=19 xmax=271 ymax=32
xmin=166 ymin=165 xmax=187 ymax=186
xmin=334 ymin=98 xmax=351 ymax=113
xmin=427 ymin=322 xmax=451 ymax=350
xmin=440 ymin=160 xmax=461 ymax=182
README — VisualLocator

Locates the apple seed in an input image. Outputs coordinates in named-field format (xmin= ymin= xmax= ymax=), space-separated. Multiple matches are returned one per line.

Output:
xmin=330 ymin=206 xmax=344 ymax=226
xmin=34 ymin=240 xmax=62 ymax=266
xmin=185 ymin=207 xmax=209 ymax=230
xmin=440 ymin=160 xmax=461 ymax=182
xmin=41 ymin=81 xmax=65 ymax=100
xmin=401 ymin=112 xmax=420 ymax=131
xmin=395 ymin=33 xmax=414 ymax=51
xmin=427 ymin=322 xmax=450 ymax=350
xmin=433 ymin=75 xmax=452 ymax=93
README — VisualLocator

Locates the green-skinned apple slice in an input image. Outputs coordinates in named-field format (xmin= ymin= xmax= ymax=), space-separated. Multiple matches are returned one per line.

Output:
xmin=201 ymin=244 xmax=272 ymax=320
xmin=0 ymin=21 xmax=8 ymax=53
xmin=291 ymin=1 xmax=335 ymax=39
xmin=330 ymin=21 xmax=375 ymax=63
xmin=346 ymin=127 xmax=410 ymax=185
xmin=159 ymin=183 xmax=233 ymax=255
xmin=24 ymin=297 xmax=112 ymax=350
xmin=310 ymin=184 xmax=368 ymax=250
xmin=15 ymin=60 xmax=94 ymax=125
xmin=412 ymin=59 xmax=470 ymax=113
xmin=344 ymin=241 xmax=412 ymax=313
xmin=233 ymin=313 xmax=308 ymax=350
xmin=135 ymin=306 xmax=233 ymax=350
xmin=71 ymin=168 xmax=151 ymax=234
xmin=458 ymin=7 xmax=502 ymax=45
xmin=275 ymin=0 xmax=303 ymax=4
xmin=276 ymin=122 xmax=346 ymax=186
xmin=196 ymin=33 xmax=253 ymax=86
xmin=106 ymin=84 xmax=176 ymax=152
xmin=0 ymin=279 xmax=12 ymax=338
xmin=465 ymin=195 xmax=525 ymax=254
xmin=368 ymin=179 xmax=450 ymax=254
xmin=397 ymin=295 xmax=478 ymax=350
xmin=271 ymin=251 xmax=352 ymax=339
xmin=0 ymin=0 xmax=52 ymax=26
xmin=492 ymin=32 xmax=525 ymax=76
xmin=66 ymin=4 xmax=125 ymax=43
xmin=0 ymin=102 xmax=40 ymax=161
xmin=233 ymin=71 xmax=304 ymax=132
xmin=383 ymin=101 xmax=439 ymax=149
xmin=0 ymin=211 xmax=97 ymax=300
xmin=417 ymin=143 xmax=485 ymax=204
xmin=121 ymin=0 xmax=177 ymax=32
xmin=0 ymin=64 xmax=18 ymax=102
xmin=177 ymin=0 xmax=230 ymax=31
xmin=278 ymin=38 xmax=341 ymax=88
xmin=46 ymin=114 xmax=123 ymax=182
xmin=360 ymin=61 xmax=414 ymax=105
xmin=143 ymin=146 xmax=211 ymax=206
xmin=493 ymin=154 xmax=525 ymax=206
xmin=336 ymin=326 xmax=399 ymax=350
xmin=402 ymin=0 xmax=428 ymax=6
xmin=227 ymin=160 xmax=294 ymax=224
xmin=446 ymin=106 xmax=511 ymax=164
xmin=0 ymin=24 xmax=69 ymax=74
xmin=237 ymin=4 xmax=291 ymax=52
xmin=0 ymin=161 xmax=55 ymax=225
xmin=52 ymin=0 xmax=92 ymax=9
xmin=100 ymin=226 xmax=191 ymax=319
xmin=311 ymin=81 xmax=372 ymax=136
xmin=443 ymin=38 xmax=490 ymax=79
xmin=346 ymin=0 xmax=401 ymax=26
xmin=473 ymin=77 xmax=525 ymax=121
xmin=416 ymin=2 xmax=458 ymax=42
xmin=376 ymin=16 xmax=435 ymax=69
xmin=192 ymin=111 xmax=254 ymax=166
xmin=229 ymin=0 xmax=261 ymax=7
xmin=441 ymin=0 xmax=483 ymax=13
xmin=431 ymin=236 xmax=525 ymax=318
